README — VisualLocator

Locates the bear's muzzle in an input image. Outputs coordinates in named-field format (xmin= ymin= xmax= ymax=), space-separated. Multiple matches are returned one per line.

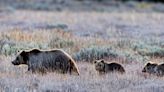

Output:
xmin=12 ymin=60 xmax=20 ymax=65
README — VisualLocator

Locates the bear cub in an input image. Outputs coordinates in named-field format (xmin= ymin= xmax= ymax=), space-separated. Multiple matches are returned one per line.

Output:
xmin=94 ymin=59 xmax=125 ymax=74
xmin=142 ymin=62 xmax=164 ymax=76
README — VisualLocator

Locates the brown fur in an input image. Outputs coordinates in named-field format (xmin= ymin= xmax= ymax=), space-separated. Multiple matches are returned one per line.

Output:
xmin=12 ymin=49 xmax=80 ymax=75
xmin=142 ymin=62 xmax=164 ymax=76
xmin=155 ymin=63 xmax=164 ymax=76
xmin=94 ymin=59 xmax=125 ymax=74
xmin=142 ymin=62 xmax=158 ymax=74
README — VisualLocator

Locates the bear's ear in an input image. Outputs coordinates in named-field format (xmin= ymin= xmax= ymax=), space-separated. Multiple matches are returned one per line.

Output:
xmin=101 ymin=60 xmax=104 ymax=63
xmin=20 ymin=51 xmax=28 ymax=58
xmin=17 ymin=50 xmax=20 ymax=53
xmin=147 ymin=62 xmax=151 ymax=66
xmin=20 ymin=51 xmax=28 ymax=61
xmin=17 ymin=50 xmax=23 ymax=54
xmin=94 ymin=60 xmax=97 ymax=64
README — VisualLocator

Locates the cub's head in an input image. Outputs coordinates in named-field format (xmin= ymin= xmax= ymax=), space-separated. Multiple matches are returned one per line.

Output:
xmin=142 ymin=62 xmax=158 ymax=73
xmin=12 ymin=51 xmax=28 ymax=65
xmin=94 ymin=59 xmax=105 ymax=71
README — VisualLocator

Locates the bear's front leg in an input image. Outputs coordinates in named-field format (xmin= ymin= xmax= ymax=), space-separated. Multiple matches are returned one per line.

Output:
xmin=28 ymin=66 xmax=31 ymax=71
xmin=25 ymin=66 xmax=32 ymax=74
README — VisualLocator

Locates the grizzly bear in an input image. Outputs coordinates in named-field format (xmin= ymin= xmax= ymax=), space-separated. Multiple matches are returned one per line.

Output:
xmin=142 ymin=62 xmax=164 ymax=76
xmin=142 ymin=62 xmax=158 ymax=74
xmin=11 ymin=49 xmax=80 ymax=75
xmin=94 ymin=59 xmax=125 ymax=74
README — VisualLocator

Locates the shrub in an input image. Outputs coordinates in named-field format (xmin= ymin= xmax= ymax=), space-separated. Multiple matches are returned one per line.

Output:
xmin=48 ymin=37 xmax=74 ymax=49
xmin=73 ymin=46 xmax=121 ymax=62
xmin=131 ymin=41 xmax=164 ymax=57
xmin=73 ymin=45 xmax=147 ymax=63
xmin=0 ymin=39 xmax=48 ymax=56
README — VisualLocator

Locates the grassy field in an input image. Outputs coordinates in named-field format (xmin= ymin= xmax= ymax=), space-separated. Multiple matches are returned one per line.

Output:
xmin=1 ymin=1 xmax=164 ymax=91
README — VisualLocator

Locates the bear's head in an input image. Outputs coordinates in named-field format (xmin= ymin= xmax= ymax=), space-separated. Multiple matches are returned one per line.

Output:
xmin=12 ymin=51 xmax=28 ymax=65
xmin=142 ymin=62 xmax=158 ymax=73
xmin=94 ymin=59 xmax=105 ymax=71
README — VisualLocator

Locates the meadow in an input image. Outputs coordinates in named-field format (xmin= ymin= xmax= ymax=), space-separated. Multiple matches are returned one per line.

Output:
xmin=1 ymin=1 xmax=164 ymax=92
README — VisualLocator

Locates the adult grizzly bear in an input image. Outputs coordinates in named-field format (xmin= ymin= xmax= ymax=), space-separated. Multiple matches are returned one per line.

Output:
xmin=142 ymin=62 xmax=164 ymax=76
xmin=94 ymin=59 xmax=125 ymax=74
xmin=11 ymin=49 xmax=80 ymax=75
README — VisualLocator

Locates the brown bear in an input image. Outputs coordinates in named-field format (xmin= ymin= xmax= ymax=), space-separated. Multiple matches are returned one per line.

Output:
xmin=142 ymin=62 xmax=158 ymax=74
xmin=11 ymin=49 xmax=80 ymax=75
xmin=94 ymin=59 xmax=125 ymax=74
xmin=142 ymin=62 xmax=164 ymax=76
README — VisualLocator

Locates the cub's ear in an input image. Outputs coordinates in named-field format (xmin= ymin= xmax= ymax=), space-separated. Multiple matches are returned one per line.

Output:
xmin=94 ymin=60 xmax=97 ymax=64
xmin=101 ymin=60 xmax=104 ymax=63
xmin=147 ymin=62 xmax=151 ymax=66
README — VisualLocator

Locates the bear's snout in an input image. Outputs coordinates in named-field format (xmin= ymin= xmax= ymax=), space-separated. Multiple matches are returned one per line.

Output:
xmin=12 ymin=60 xmax=19 ymax=65
xmin=142 ymin=68 xmax=146 ymax=72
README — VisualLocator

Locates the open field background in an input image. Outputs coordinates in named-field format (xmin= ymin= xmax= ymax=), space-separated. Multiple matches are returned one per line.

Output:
xmin=1 ymin=0 xmax=164 ymax=92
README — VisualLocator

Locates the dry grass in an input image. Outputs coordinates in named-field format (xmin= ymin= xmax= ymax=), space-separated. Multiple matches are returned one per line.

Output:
xmin=1 ymin=58 xmax=164 ymax=92
xmin=0 ymin=9 xmax=164 ymax=92
xmin=0 ymin=29 xmax=164 ymax=92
